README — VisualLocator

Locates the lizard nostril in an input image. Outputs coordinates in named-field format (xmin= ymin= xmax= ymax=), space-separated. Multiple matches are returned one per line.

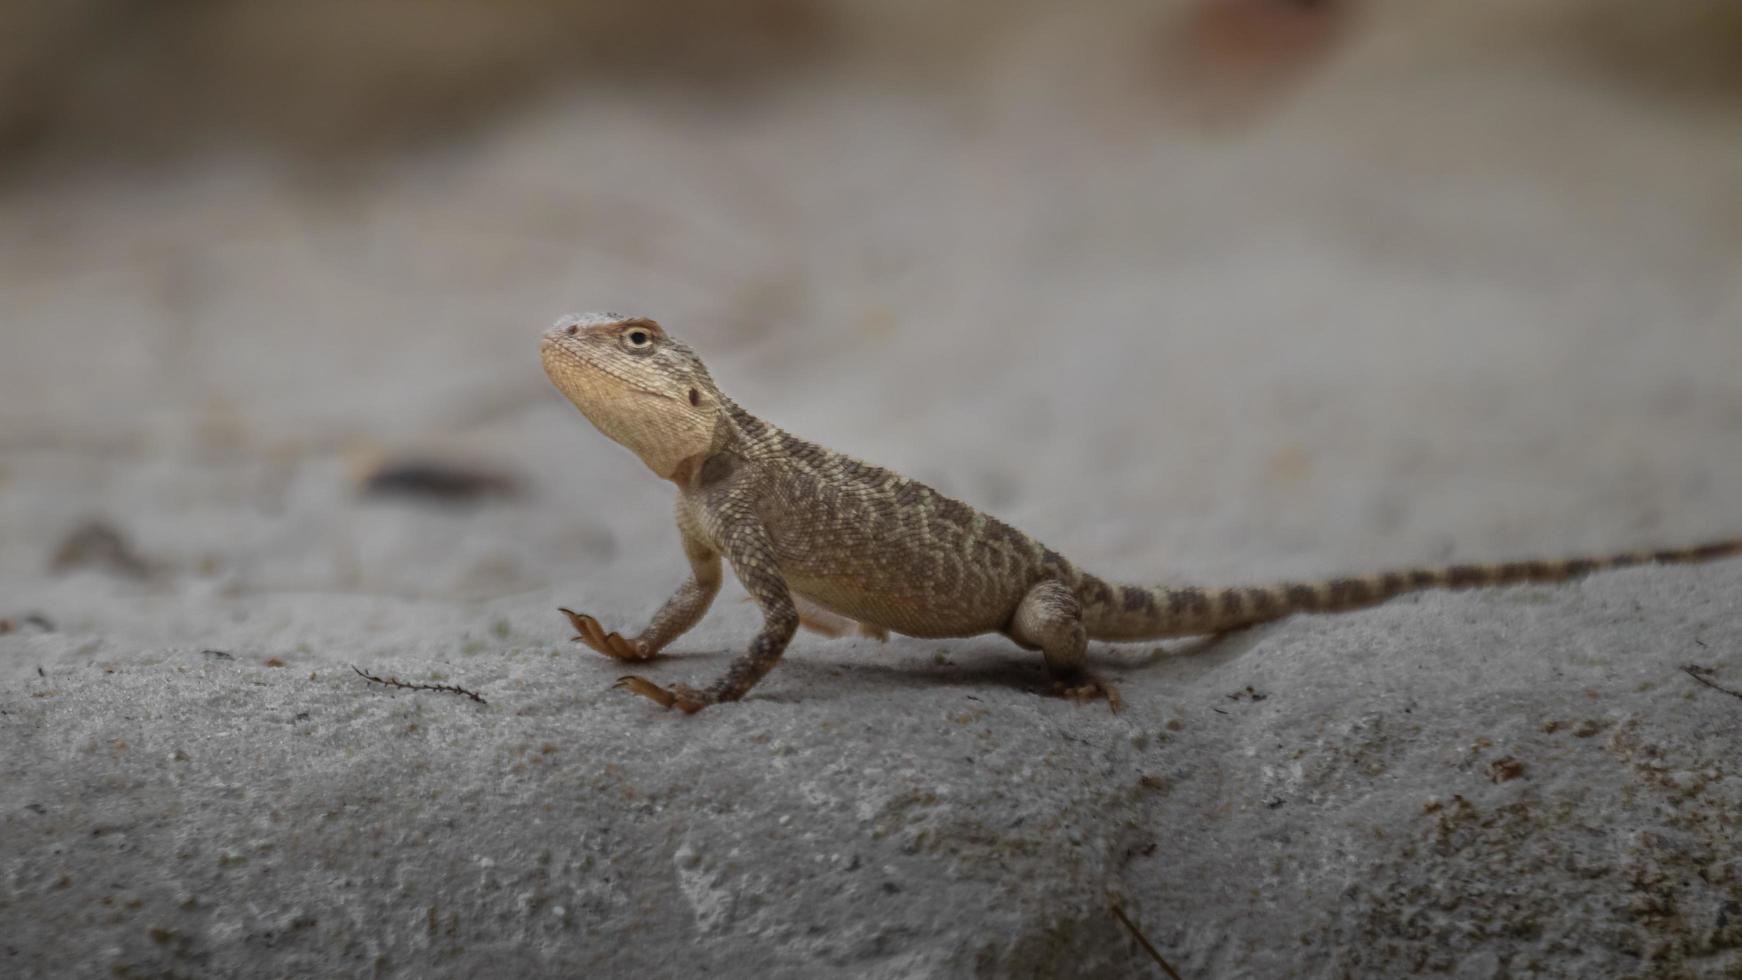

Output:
xmin=564 ymin=324 xmax=579 ymax=336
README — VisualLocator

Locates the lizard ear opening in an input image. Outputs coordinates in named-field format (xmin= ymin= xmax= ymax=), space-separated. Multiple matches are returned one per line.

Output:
xmin=688 ymin=388 xmax=701 ymax=407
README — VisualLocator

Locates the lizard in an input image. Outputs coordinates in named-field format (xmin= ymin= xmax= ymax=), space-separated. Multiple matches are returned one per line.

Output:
xmin=539 ymin=312 xmax=1742 ymax=714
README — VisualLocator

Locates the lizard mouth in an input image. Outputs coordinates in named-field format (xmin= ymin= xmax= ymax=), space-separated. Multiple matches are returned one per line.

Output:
xmin=539 ymin=334 xmax=677 ymax=404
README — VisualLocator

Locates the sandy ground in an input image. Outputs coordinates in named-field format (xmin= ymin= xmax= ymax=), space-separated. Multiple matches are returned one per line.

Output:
xmin=3 ymin=13 xmax=1742 ymax=978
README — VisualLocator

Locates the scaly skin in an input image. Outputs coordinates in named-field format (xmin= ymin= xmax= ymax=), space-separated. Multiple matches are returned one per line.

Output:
xmin=539 ymin=312 xmax=1742 ymax=714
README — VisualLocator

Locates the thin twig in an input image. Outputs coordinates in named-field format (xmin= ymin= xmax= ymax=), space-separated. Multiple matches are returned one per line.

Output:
xmin=352 ymin=666 xmax=487 ymax=704
xmin=1682 ymin=664 xmax=1742 ymax=702
xmin=1110 ymin=900 xmax=1184 ymax=980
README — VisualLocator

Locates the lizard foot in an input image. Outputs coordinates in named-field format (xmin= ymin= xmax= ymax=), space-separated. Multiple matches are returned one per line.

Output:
xmin=558 ymin=608 xmax=650 ymax=661
xmin=614 ymin=675 xmax=711 ymax=714
xmin=1052 ymin=674 xmax=1125 ymax=714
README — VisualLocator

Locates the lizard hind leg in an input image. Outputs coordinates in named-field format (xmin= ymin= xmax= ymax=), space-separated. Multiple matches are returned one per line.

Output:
xmin=1010 ymin=580 xmax=1123 ymax=713
xmin=787 ymin=595 xmax=890 ymax=642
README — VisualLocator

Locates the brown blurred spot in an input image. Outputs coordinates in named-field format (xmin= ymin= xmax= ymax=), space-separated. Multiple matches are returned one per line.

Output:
xmin=1487 ymin=757 xmax=1526 ymax=783
xmin=1158 ymin=0 xmax=1354 ymax=126
xmin=51 ymin=521 xmax=153 ymax=578
xmin=0 ymin=614 xmax=52 ymax=635
xmin=1567 ymin=1 xmax=1742 ymax=106
xmin=1265 ymin=445 xmax=1312 ymax=484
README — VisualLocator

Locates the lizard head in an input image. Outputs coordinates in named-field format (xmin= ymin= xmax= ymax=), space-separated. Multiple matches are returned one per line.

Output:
xmin=540 ymin=313 xmax=726 ymax=482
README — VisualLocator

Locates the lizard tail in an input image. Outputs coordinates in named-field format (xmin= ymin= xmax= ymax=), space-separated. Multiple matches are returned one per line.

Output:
xmin=1077 ymin=537 xmax=1742 ymax=642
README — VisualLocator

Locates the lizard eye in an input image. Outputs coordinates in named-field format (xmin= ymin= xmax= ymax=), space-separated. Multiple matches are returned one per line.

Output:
xmin=623 ymin=328 xmax=655 ymax=351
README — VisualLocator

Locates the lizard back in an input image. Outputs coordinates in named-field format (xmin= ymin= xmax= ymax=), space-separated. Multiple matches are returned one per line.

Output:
xmin=718 ymin=404 xmax=1062 ymax=637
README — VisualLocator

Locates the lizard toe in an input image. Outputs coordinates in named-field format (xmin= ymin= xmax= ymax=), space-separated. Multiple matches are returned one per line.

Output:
xmin=1052 ymin=675 xmax=1125 ymax=714
xmin=615 ymin=675 xmax=711 ymax=714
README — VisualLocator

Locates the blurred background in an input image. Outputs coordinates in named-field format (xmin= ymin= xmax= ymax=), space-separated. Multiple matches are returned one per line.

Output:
xmin=3 ymin=0 xmax=1741 ymax=614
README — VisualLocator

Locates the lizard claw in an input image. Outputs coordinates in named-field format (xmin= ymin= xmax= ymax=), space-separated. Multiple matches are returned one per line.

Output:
xmin=559 ymin=608 xmax=650 ymax=661
xmin=614 ymin=675 xmax=711 ymax=714
xmin=1053 ymin=674 xmax=1125 ymax=714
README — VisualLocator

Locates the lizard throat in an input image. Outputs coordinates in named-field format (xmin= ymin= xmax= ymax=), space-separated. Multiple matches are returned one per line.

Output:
xmin=540 ymin=345 xmax=716 ymax=480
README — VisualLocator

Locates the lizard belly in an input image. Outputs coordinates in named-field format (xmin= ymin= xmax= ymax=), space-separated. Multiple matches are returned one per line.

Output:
xmin=746 ymin=456 xmax=1043 ymax=639
xmin=783 ymin=572 xmax=1011 ymax=639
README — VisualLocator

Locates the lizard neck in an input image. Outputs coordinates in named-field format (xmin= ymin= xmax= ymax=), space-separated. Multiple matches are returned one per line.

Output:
xmin=665 ymin=397 xmax=770 ymax=488
xmin=718 ymin=397 xmax=785 ymax=456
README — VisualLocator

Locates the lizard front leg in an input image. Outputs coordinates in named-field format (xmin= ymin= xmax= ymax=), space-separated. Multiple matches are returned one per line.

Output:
xmin=560 ymin=529 xmax=721 ymax=662
xmin=616 ymin=515 xmax=797 ymax=713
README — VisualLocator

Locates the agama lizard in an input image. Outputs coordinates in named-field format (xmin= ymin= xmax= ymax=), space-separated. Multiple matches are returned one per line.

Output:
xmin=539 ymin=312 xmax=1741 ymax=713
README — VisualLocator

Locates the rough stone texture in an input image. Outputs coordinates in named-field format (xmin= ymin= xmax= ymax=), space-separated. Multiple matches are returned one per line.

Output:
xmin=3 ymin=5 xmax=1742 ymax=978
xmin=6 ymin=577 xmax=1741 ymax=978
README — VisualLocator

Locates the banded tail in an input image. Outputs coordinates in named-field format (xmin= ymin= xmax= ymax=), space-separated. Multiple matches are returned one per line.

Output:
xmin=1079 ymin=538 xmax=1742 ymax=642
